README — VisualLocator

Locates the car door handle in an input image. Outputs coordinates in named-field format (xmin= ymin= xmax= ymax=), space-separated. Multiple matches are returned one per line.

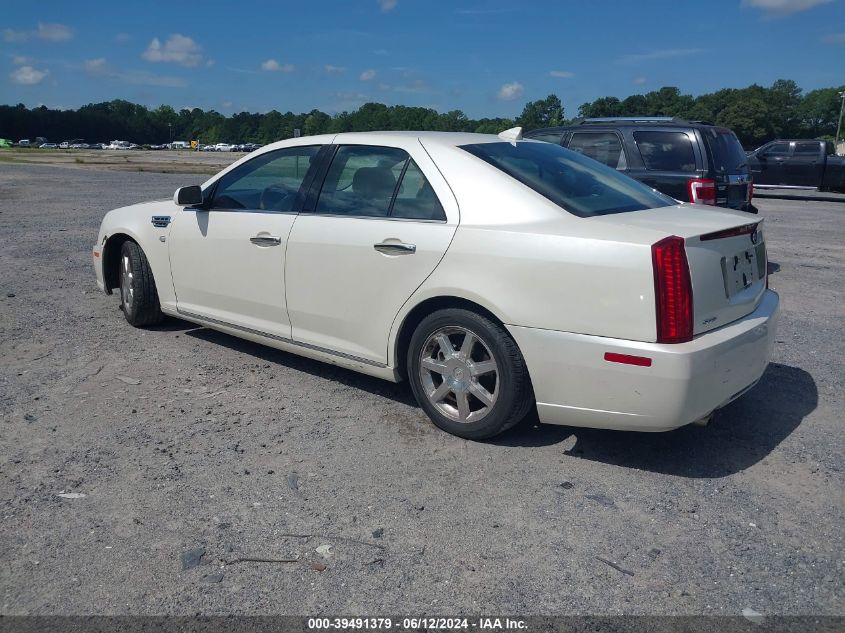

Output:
xmin=250 ymin=236 xmax=282 ymax=246
xmin=374 ymin=241 xmax=416 ymax=255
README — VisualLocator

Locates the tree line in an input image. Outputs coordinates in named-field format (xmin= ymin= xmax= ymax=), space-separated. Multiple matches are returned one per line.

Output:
xmin=1 ymin=79 xmax=841 ymax=149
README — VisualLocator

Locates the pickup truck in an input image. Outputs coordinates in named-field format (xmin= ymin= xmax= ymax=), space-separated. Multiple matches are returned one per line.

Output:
xmin=747 ymin=139 xmax=845 ymax=192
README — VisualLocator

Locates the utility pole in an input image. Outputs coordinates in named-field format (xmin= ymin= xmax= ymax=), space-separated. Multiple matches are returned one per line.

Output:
xmin=168 ymin=122 xmax=173 ymax=146
xmin=836 ymin=90 xmax=845 ymax=151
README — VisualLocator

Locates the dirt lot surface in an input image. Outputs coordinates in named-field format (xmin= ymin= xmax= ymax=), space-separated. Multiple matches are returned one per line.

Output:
xmin=0 ymin=148 xmax=239 ymax=175
xmin=0 ymin=163 xmax=842 ymax=616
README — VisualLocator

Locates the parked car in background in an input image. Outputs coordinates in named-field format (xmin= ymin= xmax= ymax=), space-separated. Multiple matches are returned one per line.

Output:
xmin=525 ymin=117 xmax=757 ymax=213
xmin=92 ymin=129 xmax=777 ymax=440
xmin=746 ymin=139 xmax=845 ymax=192
xmin=39 ymin=143 xmax=58 ymax=149
xmin=214 ymin=143 xmax=234 ymax=152
xmin=17 ymin=139 xmax=31 ymax=147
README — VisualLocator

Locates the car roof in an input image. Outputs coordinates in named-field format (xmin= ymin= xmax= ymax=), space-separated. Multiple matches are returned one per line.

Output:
xmin=260 ymin=130 xmax=529 ymax=154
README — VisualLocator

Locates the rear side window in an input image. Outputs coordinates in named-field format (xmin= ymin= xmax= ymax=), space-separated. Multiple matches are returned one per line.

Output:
xmin=706 ymin=129 xmax=748 ymax=173
xmin=316 ymin=145 xmax=445 ymax=220
xmin=633 ymin=131 xmax=697 ymax=172
xmin=460 ymin=141 xmax=675 ymax=218
xmin=568 ymin=132 xmax=627 ymax=170
xmin=794 ymin=142 xmax=819 ymax=155
xmin=526 ymin=132 xmax=564 ymax=145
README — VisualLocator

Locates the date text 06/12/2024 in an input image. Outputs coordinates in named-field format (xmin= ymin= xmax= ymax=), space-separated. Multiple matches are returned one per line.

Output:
xmin=307 ymin=617 xmax=527 ymax=630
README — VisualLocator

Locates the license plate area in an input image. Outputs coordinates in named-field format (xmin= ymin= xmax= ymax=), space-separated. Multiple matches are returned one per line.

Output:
xmin=721 ymin=248 xmax=758 ymax=297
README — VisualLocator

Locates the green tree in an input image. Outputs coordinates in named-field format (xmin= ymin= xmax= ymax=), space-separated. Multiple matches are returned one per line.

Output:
xmin=518 ymin=94 xmax=564 ymax=129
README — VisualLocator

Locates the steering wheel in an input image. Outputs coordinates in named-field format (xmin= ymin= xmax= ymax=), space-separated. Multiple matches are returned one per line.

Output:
xmin=259 ymin=184 xmax=294 ymax=211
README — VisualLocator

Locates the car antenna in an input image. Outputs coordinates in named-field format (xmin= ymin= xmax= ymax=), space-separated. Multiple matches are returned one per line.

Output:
xmin=498 ymin=126 xmax=523 ymax=143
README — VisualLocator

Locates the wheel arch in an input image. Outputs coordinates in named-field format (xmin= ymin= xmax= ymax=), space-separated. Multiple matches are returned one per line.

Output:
xmin=392 ymin=295 xmax=509 ymax=381
xmin=102 ymin=232 xmax=138 ymax=294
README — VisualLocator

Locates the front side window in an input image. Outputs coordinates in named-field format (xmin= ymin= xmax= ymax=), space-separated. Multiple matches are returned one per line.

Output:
xmin=568 ymin=132 xmax=627 ymax=170
xmin=316 ymin=145 xmax=445 ymax=220
xmin=461 ymin=141 xmax=675 ymax=218
xmin=633 ymin=131 xmax=697 ymax=172
xmin=761 ymin=142 xmax=791 ymax=156
xmin=210 ymin=145 xmax=320 ymax=212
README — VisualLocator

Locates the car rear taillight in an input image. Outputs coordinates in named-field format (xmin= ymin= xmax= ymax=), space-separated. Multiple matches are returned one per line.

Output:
xmin=652 ymin=236 xmax=693 ymax=344
xmin=687 ymin=178 xmax=716 ymax=205
xmin=748 ymin=178 xmax=754 ymax=203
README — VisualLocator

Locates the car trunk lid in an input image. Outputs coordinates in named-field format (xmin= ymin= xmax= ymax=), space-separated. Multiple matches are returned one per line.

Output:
xmin=592 ymin=205 xmax=767 ymax=336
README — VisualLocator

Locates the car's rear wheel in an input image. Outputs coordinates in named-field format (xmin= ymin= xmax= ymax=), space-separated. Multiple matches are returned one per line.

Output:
xmin=119 ymin=240 xmax=164 ymax=327
xmin=407 ymin=308 xmax=534 ymax=440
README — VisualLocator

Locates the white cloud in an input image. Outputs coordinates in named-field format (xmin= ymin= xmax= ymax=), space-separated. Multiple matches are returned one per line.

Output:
xmin=741 ymin=0 xmax=833 ymax=15
xmin=373 ymin=48 xmax=389 ymax=56
xmin=359 ymin=69 xmax=377 ymax=81
xmin=11 ymin=55 xmax=33 ymax=65
xmin=10 ymin=65 xmax=49 ymax=85
xmin=632 ymin=76 xmax=647 ymax=85
xmin=83 ymin=57 xmax=185 ymax=87
xmin=378 ymin=0 xmax=398 ymax=12
xmin=114 ymin=33 xmax=131 ymax=43
xmin=822 ymin=32 xmax=845 ymax=44
xmin=222 ymin=100 xmax=233 ymax=109
xmin=84 ymin=57 xmax=109 ymax=74
xmin=497 ymin=80 xmax=524 ymax=101
xmin=142 ymin=34 xmax=203 ymax=67
xmin=619 ymin=48 xmax=704 ymax=64
xmin=3 ymin=22 xmax=73 ymax=43
xmin=37 ymin=22 xmax=73 ymax=41
xmin=549 ymin=70 xmax=574 ymax=78
xmin=324 ymin=64 xmax=346 ymax=74
xmin=261 ymin=59 xmax=295 ymax=72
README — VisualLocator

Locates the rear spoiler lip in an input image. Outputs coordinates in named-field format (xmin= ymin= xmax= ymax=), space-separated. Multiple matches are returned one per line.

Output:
xmin=698 ymin=222 xmax=760 ymax=242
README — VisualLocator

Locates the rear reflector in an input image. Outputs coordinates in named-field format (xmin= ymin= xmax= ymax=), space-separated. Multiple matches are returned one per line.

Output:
xmin=604 ymin=352 xmax=652 ymax=367
xmin=699 ymin=223 xmax=759 ymax=241
xmin=687 ymin=178 xmax=716 ymax=205
xmin=652 ymin=235 xmax=693 ymax=344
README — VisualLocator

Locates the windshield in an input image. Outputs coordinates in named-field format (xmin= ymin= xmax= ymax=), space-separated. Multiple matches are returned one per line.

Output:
xmin=706 ymin=128 xmax=748 ymax=173
xmin=460 ymin=141 xmax=676 ymax=217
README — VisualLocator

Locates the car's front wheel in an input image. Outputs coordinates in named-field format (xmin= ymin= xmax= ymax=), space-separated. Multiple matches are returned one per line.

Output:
xmin=119 ymin=240 xmax=164 ymax=327
xmin=407 ymin=308 xmax=534 ymax=440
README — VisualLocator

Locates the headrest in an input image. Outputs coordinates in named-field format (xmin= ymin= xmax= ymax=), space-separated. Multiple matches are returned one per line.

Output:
xmin=352 ymin=167 xmax=396 ymax=200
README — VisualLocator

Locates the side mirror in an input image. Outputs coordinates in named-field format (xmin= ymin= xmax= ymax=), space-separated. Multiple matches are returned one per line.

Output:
xmin=174 ymin=185 xmax=203 ymax=206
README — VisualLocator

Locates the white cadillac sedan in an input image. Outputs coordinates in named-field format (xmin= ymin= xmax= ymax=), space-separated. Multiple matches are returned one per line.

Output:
xmin=93 ymin=129 xmax=779 ymax=439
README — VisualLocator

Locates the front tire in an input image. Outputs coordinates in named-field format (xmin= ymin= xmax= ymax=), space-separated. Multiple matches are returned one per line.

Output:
xmin=407 ymin=308 xmax=534 ymax=440
xmin=119 ymin=240 xmax=164 ymax=327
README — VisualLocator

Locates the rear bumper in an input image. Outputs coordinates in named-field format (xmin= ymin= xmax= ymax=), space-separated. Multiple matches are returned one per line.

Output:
xmin=92 ymin=243 xmax=106 ymax=293
xmin=508 ymin=290 xmax=779 ymax=432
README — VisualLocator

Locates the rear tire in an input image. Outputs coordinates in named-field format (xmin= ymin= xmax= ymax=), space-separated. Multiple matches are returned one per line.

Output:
xmin=407 ymin=308 xmax=534 ymax=440
xmin=119 ymin=240 xmax=164 ymax=327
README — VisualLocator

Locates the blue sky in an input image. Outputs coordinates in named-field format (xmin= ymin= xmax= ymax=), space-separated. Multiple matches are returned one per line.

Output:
xmin=3 ymin=0 xmax=844 ymax=118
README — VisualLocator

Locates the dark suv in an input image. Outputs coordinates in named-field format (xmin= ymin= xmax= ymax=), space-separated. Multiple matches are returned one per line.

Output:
xmin=525 ymin=117 xmax=757 ymax=213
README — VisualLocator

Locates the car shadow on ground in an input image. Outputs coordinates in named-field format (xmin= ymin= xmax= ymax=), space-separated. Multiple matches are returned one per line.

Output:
xmin=495 ymin=363 xmax=817 ymax=478
xmin=182 ymin=325 xmax=418 ymax=406
xmin=175 ymin=323 xmax=815 ymax=478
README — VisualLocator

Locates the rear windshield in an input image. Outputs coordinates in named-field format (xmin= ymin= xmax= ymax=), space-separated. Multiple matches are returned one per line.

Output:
xmin=460 ymin=141 xmax=675 ymax=217
xmin=705 ymin=128 xmax=748 ymax=173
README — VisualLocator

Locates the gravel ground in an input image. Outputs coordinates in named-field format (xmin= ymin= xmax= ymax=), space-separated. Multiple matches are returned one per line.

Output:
xmin=0 ymin=163 xmax=842 ymax=616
